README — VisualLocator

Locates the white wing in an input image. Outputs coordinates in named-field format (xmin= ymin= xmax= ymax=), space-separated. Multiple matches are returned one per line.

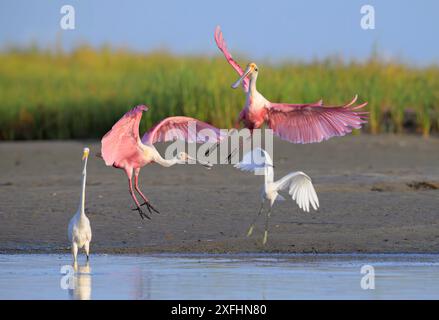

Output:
xmin=273 ymin=171 xmax=319 ymax=212
xmin=234 ymin=148 xmax=274 ymax=182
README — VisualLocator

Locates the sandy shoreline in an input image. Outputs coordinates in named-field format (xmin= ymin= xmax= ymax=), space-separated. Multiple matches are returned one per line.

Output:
xmin=1 ymin=135 xmax=438 ymax=254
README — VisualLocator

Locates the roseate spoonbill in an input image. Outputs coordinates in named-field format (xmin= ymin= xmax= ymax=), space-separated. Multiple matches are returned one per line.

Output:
xmin=101 ymin=105 xmax=224 ymax=220
xmin=235 ymin=148 xmax=319 ymax=245
xmin=68 ymin=147 xmax=92 ymax=263
xmin=211 ymin=26 xmax=368 ymax=160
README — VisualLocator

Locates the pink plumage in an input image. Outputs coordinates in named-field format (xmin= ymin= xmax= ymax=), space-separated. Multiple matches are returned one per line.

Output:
xmin=101 ymin=105 xmax=224 ymax=219
xmin=267 ymin=96 xmax=368 ymax=144
xmin=142 ymin=116 xmax=226 ymax=145
xmin=214 ymin=26 xmax=369 ymax=145
xmin=101 ymin=105 xmax=148 ymax=167
xmin=214 ymin=26 xmax=249 ymax=92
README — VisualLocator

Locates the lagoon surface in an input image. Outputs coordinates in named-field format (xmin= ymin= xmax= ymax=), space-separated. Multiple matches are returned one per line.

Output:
xmin=1 ymin=254 xmax=439 ymax=300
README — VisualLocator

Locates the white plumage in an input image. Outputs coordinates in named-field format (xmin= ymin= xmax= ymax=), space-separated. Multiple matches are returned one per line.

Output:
xmin=235 ymin=148 xmax=319 ymax=244
xmin=273 ymin=171 xmax=319 ymax=212
xmin=68 ymin=147 xmax=92 ymax=262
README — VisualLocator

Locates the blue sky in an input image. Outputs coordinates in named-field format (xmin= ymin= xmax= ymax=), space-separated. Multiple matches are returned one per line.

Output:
xmin=0 ymin=0 xmax=437 ymax=65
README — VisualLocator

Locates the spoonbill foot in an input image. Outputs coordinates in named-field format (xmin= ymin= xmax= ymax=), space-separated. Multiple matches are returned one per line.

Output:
xmin=132 ymin=206 xmax=151 ymax=220
xmin=141 ymin=201 xmax=160 ymax=214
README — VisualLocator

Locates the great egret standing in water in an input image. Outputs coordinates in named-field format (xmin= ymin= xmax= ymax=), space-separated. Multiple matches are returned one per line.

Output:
xmin=235 ymin=148 xmax=319 ymax=245
xmin=68 ymin=147 xmax=92 ymax=263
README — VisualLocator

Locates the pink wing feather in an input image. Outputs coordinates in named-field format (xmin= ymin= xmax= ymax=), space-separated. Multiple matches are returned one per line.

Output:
xmin=101 ymin=105 xmax=147 ymax=167
xmin=214 ymin=26 xmax=249 ymax=92
xmin=142 ymin=116 xmax=226 ymax=145
xmin=267 ymin=95 xmax=368 ymax=144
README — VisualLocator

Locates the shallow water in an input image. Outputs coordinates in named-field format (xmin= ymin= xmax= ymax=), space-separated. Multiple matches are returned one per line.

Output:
xmin=1 ymin=254 xmax=439 ymax=299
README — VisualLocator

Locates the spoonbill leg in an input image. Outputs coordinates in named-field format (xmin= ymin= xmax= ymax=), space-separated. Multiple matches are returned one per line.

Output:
xmin=134 ymin=169 xmax=160 ymax=214
xmin=128 ymin=173 xmax=151 ymax=220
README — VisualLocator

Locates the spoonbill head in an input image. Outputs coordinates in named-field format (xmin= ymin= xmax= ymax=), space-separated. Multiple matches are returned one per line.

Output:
xmin=177 ymin=151 xmax=213 ymax=168
xmin=231 ymin=62 xmax=259 ymax=89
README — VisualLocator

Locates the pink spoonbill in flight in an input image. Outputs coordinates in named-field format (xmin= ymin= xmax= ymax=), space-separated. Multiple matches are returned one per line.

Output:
xmin=101 ymin=105 xmax=224 ymax=219
xmin=210 ymin=26 xmax=368 ymax=159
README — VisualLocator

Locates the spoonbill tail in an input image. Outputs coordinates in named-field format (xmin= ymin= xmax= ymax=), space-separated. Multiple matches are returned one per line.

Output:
xmin=101 ymin=105 xmax=224 ymax=219
xmin=68 ymin=147 xmax=92 ymax=263
xmin=213 ymin=26 xmax=368 ymax=158
xmin=235 ymin=148 xmax=319 ymax=245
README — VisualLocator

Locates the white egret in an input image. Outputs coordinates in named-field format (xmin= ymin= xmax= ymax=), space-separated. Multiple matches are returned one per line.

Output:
xmin=235 ymin=148 xmax=319 ymax=245
xmin=68 ymin=147 xmax=92 ymax=262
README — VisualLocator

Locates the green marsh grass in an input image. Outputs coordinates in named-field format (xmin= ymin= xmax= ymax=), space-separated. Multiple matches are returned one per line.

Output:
xmin=0 ymin=47 xmax=438 ymax=140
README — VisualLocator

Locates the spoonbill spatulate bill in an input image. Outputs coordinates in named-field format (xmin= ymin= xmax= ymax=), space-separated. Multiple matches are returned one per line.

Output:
xmin=215 ymin=26 xmax=368 ymax=145
xmin=235 ymin=148 xmax=319 ymax=245
xmin=68 ymin=147 xmax=92 ymax=263
xmin=101 ymin=105 xmax=225 ymax=220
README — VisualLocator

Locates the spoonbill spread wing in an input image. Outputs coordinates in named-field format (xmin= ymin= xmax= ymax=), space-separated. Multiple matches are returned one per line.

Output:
xmin=267 ymin=95 xmax=368 ymax=144
xmin=101 ymin=105 xmax=223 ymax=219
xmin=142 ymin=116 xmax=226 ymax=145
xmin=214 ymin=26 xmax=249 ymax=92
xmin=214 ymin=26 xmax=368 ymax=150
xmin=101 ymin=105 xmax=147 ymax=167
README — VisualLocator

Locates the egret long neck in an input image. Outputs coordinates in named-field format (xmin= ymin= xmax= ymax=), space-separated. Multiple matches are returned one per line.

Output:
xmin=264 ymin=166 xmax=273 ymax=185
xmin=79 ymin=158 xmax=88 ymax=215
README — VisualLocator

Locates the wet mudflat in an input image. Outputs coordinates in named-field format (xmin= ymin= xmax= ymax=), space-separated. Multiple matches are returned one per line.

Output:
xmin=0 ymin=135 xmax=438 ymax=253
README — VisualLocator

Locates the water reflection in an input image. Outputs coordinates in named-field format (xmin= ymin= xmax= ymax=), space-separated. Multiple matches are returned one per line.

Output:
xmin=2 ymin=254 xmax=439 ymax=299
xmin=68 ymin=262 xmax=92 ymax=300
xmin=132 ymin=266 xmax=143 ymax=300
xmin=131 ymin=266 xmax=154 ymax=299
